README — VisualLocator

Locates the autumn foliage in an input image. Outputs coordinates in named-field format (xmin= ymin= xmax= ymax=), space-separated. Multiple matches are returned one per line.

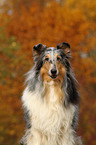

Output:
xmin=0 ymin=0 xmax=96 ymax=145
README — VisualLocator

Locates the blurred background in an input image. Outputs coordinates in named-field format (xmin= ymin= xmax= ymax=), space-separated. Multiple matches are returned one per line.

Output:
xmin=0 ymin=0 xmax=96 ymax=145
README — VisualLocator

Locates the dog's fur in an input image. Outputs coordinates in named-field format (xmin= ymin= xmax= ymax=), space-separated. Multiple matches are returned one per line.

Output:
xmin=20 ymin=42 xmax=82 ymax=145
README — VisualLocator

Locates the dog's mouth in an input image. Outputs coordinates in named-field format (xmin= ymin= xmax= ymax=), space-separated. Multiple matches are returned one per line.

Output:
xmin=49 ymin=75 xmax=57 ymax=79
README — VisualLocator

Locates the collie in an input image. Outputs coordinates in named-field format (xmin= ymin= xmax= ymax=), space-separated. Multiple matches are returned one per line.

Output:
xmin=20 ymin=42 xmax=82 ymax=145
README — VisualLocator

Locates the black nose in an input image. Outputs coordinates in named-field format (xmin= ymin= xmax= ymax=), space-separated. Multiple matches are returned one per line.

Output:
xmin=51 ymin=69 xmax=57 ymax=75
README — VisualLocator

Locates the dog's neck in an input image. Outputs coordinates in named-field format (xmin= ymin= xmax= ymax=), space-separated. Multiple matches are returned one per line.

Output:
xmin=42 ymin=81 xmax=64 ymax=104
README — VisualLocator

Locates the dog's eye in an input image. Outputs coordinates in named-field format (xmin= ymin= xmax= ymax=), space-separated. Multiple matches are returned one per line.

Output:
xmin=45 ymin=57 xmax=49 ymax=61
xmin=57 ymin=56 xmax=61 ymax=61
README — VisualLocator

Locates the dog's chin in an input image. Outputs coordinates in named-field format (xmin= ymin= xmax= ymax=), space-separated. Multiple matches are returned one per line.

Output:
xmin=49 ymin=75 xmax=57 ymax=79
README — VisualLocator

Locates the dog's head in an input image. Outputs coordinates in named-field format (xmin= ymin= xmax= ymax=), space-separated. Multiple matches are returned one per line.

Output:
xmin=33 ymin=42 xmax=71 ymax=84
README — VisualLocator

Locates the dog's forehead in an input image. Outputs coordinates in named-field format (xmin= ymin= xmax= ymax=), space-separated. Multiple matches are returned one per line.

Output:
xmin=45 ymin=47 xmax=60 ymax=56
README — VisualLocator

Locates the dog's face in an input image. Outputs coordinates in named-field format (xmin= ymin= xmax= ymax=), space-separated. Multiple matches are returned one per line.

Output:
xmin=33 ymin=42 xmax=71 ymax=84
xmin=41 ymin=48 xmax=66 ymax=84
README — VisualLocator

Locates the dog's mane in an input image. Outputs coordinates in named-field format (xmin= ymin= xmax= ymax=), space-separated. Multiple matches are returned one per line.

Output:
xmin=25 ymin=49 xmax=79 ymax=106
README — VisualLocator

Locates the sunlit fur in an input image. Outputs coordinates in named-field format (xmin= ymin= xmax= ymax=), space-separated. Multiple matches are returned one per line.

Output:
xmin=20 ymin=43 xmax=82 ymax=145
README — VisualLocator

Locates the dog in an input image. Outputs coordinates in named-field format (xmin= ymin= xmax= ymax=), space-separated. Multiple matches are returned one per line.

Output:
xmin=20 ymin=42 xmax=82 ymax=145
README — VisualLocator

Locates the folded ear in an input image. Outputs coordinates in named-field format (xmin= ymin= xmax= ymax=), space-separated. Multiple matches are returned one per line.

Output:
xmin=33 ymin=43 xmax=47 ymax=60
xmin=57 ymin=42 xmax=71 ymax=58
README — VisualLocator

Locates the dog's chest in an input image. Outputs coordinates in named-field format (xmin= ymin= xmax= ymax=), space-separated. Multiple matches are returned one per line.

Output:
xmin=22 ymin=86 xmax=75 ymax=136
xmin=31 ymin=88 xmax=64 ymax=134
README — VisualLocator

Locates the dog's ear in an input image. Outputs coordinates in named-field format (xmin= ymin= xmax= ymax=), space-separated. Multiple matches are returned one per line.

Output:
xmin=57 ymin=42 xmax=71 ymax=58
xmin=33 ymin=43 xmax=47 ymax=60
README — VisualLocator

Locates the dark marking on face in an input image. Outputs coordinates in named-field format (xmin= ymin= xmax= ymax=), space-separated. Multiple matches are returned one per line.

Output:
xmin=40 ymin=47 xmax=66 ymax=85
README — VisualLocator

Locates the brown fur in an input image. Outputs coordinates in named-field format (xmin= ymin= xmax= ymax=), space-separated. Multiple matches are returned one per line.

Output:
xmin=40 ymin=57 xmax=65 ymax=86
xmin=40 ymin=54 xmax=65 ymax=103
xmin=40 ymin=62 xmax=52 ymax=84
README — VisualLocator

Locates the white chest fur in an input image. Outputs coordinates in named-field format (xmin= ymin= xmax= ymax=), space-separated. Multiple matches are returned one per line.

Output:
xmin=22 ymin=85 xmax=76 ymax=145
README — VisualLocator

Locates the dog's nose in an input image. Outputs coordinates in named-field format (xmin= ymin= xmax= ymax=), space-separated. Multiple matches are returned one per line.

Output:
xmin=51 ymin=69 xmax=57 ymax=75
